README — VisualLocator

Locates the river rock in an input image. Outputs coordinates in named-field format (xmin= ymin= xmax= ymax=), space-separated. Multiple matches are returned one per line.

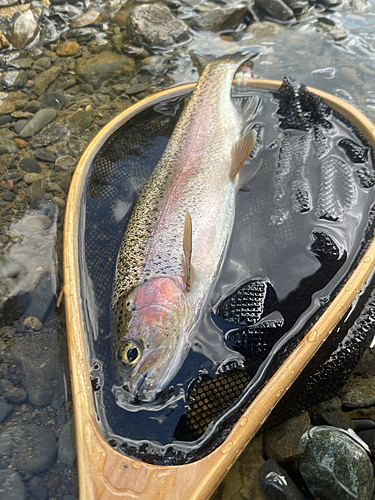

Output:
xmin=259 ymin=459 xmax=306 ymax=499
xmin=283 ymin=0 xmax=309 ymax=12
xmin=76 ymin=51 xmax=135 ymax=89
xmin=23 ymin=173 xmax=44 ymax=184
xmin=32 ymin=66 xmax=63 ymax=96
xmin=358 ymin=429 xmax=375 ymax=455
xmin=68 ymin=109 xmax=93 ymax=133
xmin=0 ymin=138 xmax=18 ymax=154
xmin=58 ymin=421 xmax=76 ymax=466
xmin=11 ymin=323 xmax=64 ymax=406
xmin=29 ymin=476 xmax=48 ymax=499
xmin=0 ymin=31 xmax=10 ymax=49
xmin=341 ymin=377 xmax=375 ymax=408
xmin=38 ymin=92 xmax=68 ymax=110
xmin=190 ymin=5 xmax=246 ymax=32
xmin=87 ymin=38 xmax=111 ymax=54
xmin=71 ymin=9 xmax=103 ymax=27
xmin=19 ymin=109 xmax=57 ymax=139
xmin=2 ymin=190 xmax=15 ymax=201
xmin=126 ymin=3 xmax=190 ymax=47
xmin=34 ymin=148 xmax=57 ymax=163
xmin=0 ymin=424 xmax=56 ymax=473
xmin=22 ymin=100 xmax=41 ymax=113
xmin=11 ymin=10 xmax=39 ymax=49
xmin=0 ymin=470 xmax=25 ymax=500
xmin=0 ymin=100 xmax=15 ymax=116
xmin=2 ymin=70 xmax=27 ymax=89
xmin=0 ymin=378 xmax=27 ymax=403
xmin=264 ymin=411 xmax=311 ymax=462
xmin=29 ymin=122 xmax=68 ymax=148
xmin=211 ymin=436 xmax=267 ymax=500
xmin=26 ymin=178 xmax=46 ymax=206
xmin=23 ymin=315 xmax=42 ymax=330
xmin=0 ymin=401 xmax=13 ymax=423
xmin=14 ymin=119 xmax=28 ymax=134
xmin=244 ymin=20 xmax=286 ymax=41
xmin=254 ymin=0 xmax=295 ymax=21
xmin=56 ymin=41 xmax=80 ymax=56
xmin=19 ymin=157 xmax=42 ymax=173
xmin=299 ymin=426 xmax=374 ymax=500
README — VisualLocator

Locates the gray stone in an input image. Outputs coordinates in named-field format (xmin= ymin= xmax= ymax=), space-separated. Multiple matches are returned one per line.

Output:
xmin=22 ymin=100 xmax=41 ymax=113
xmin=19 ymin=108 xmax=57 ymax=139
xmin=2 ymin=70 xmax=27 ymax=89
xmin=0 ymin=115 xmax=12 ymax=125
xmin=0 ymin=401 xmax=14 ymax=423
xmin=58 ymin=421 xmax=76 ymax=466
xmin=38 ymin=56 xmax=51 ymax=70
xmin=283 ymin=0 xmax=309 ymax=12
xmin=299 ymin=426 xmax=374 ymax=500
xmin=76 ymin=51 xmax=135 ymax=89
xmin=26 ymin=178 xmax=46 ymax=206
xmin=19 ymin=157 xmax=42 ymax=173
xmin=38 ymin=92 xmax=67 ymax=110
xmin=2 ymin=190 xmax=16 ymax=202
xmin=259 ymin=459 xmax=306 ymax=500
xmin=10 ymin=11 xmax=39 ymax=50
xmin=0 ymin=424 xmax=56 ymax=473
xmin=32 ymin=66 xmax=63 ymax=96
xmin=354 ymin=419 xmax=375 ymax=433
xmin=23 ymin=173 xmax=44 ymax=184
xmin=358 ymin=429 xmax=375 ymax=455
xmin=189 ymin=5 xmax=247 ymax=32
xmin=254 ymin=0 xmax=295 ymax=21
xmin=125 ymin=83 xmax=149 ymax=95
xmin=81 ymin=84 xmax=94 ymax=94
xmin=0 ymin=138 xmax=18 ymax=154
xmin=0 ymin=379 xmax=27 ymax=403
xmin=34 ymin=148 xmax=57 ymax=163
xmin=341 ymin=377 xmax=375 ymax=408
xmin=29 ymin=476 xmax=48 ymax=499
xmin=0 ymin=470 xmax=25 ymax=500
xmin=10 ymin=57 xmax=33 ymax=69
xmin=14 ymin=119 xmax=28 ymax=134
xmin=29 ymin=122 xmax=68 ymax=148
xmin=126 ymin=3 xmax=190 ymax=47
xmin=265 ymin=411 xmax=311 ymax=462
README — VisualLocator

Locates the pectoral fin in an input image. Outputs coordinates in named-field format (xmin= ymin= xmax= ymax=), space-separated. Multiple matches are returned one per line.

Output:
xmin=230 ymin=129 xmax=256 ymax=182
xmin=183 ymin=210 xmax=192 ymax=292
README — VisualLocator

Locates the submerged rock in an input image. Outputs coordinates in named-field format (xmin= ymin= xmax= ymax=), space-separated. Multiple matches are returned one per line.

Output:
xmin=19 ymin=109 xmax=57 ymax=139
xmin=126 ymin=3 xmax=190 ymax=47
xmin=254 ymin=0 xmax=295 ymax=21
xmin=76 ymin=51 xmax=135 ymax=89
xmin=189 ymin=6 xmax=247 ymax=32
xmin=0 ymin=424 xmax=56 ymax=473
xmin=32 ymin=66 xmax=63 ymax=96
xmin=341 ymin=377 xmax=375 ymax=408
xmin=299 ymin=426 xmax=374 ymax=500
xmin=71 ymin=10 xmax=103 ymax=28
xmin=259 ymin=459 xmax=306 ymax=499
xmin=11 ymin=10 xmax=39 ymax=49
xmin=56 ymin=41 xmax=80 ymax=56
xmin=58 ymin=421 xmax=76 ymax=466
xmin=0 ymin=470 xmax=25 ymax=500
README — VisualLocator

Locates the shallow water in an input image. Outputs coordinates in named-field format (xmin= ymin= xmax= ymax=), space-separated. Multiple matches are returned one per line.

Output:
xmin=1 ymin=0 xmax=375 ymax=495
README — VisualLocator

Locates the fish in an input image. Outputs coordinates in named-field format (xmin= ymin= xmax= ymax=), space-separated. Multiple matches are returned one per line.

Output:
xmin=110 ymin=53 xmax=259 ymax=403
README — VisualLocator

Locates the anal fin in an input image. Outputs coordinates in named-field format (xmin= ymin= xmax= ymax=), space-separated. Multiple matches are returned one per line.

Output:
xmin=230 ymin=129 xmax=256 ymax=182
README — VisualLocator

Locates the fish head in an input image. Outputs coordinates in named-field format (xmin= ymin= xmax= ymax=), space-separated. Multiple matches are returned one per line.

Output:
xmin=113 ymin=276 xmax=191 ymax=402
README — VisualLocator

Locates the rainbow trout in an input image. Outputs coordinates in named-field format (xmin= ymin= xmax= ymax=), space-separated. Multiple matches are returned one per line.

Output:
xmin=111 ymin=54 xmax=257 ymax=402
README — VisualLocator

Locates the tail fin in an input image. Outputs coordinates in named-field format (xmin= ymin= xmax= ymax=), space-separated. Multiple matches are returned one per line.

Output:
xmin=190 ymin=50 xmax=257 ymax=75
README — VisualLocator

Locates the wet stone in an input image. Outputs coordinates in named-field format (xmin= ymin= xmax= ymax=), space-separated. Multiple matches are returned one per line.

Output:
xmin=34 ymin=148 xmax=57 ymax=163
xmin=56 ymin=41 xmax=80 ymax=56
xmin=125 ymin=83 xmax=149 ymax=95
xmin=0 ymin=378 xmax=27 ymax=403
xmin=26 ymin=178 xmax=45 ymax=207
xmin=190 ymin=5 xmax=247 ymax=32
xmin=24 ymin=274 xmax=58 ymax=323
xmin=19 ymin=157 xmax=42 ymax=173
xmin=76 ymin=51 xmax=135 ymax=89
xmin=254 ymin=0 xmax=295 ymax=21
xmin=245 ymin=20 xmax=286 ymax=41
xmin=38 ymin=92 xmax=67 ymax=110
xmin=38 ymin=56 xmax=51 ymax=70
xmin=87 ymin=38 xmax=111 ymax=54
xmin=14 ymin=119 xmax=28 ymax=134
xmin=32 ymin=66 xmax=63 ymax=96
xmin=358 ymin=429 xmax=375 ymax=455
xmin=259 ymin=459 xmax=306 ymax=500
xmin=23 ymin=172 xmax=44 ymax=184
xmin=2 ymin=190 xmax=15 ymax=201
xmin=19 ymin=109 xmax=57 ymax=139
xmin=81 ymin=84 xmax=94 ymax=94
xmin=0 ymin=470 xmax=25 ymax=500
xmin=58 ymin=421 xmax=75 ymax=466
xmin=22 ymin=100 xmax=41 ymax=113
xmin=265 ymin=411 xmax=311 ymax=462
xmin=0 ymin=100 xmax=15 ymax=116
xmin=0 ymin=401 xmax=14 ymax=423
xmin=68 ymin=109 xmax=93 ymax=133
xmin=0 ymin=138 xmax=18 ymax=154
xmin=354 ymin=419 xmax=375 ymax=433
xmin=0 ymin=31 xmax=10 ymax=50
xmin=23 ymin=316 xmax=42 ymax=331
xmin=29 ymin=122 xmax=67 ymax=148
xmin=126 ymin=3 xmax=190 ymax=47
xmin=11 ymin=10 xmax=39 ymax=50
xmin=71 ymin=10 xmax=103 ymax=28
xmin=2 ymin=70 xmax=27 ymax=89
xmin=341 ymin=377 xmax=375 ymax=408
xmin=299 ymin=427 xmax=374 ymax=500
xmin=0 ymin=424 xmax=56 ymax=473
xmin=0 ymin=115 xmax=12 ymax=125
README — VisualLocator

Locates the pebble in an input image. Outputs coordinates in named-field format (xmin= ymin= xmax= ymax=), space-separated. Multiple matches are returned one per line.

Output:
xmin=0 ymin=115 xmax=12 ymax=125
xmin=56 ymin=41 xmax=81 ymax=56
xmin=23 ymin=315 xmax=43 ymax=330
xmin=68 ymin=109 xmax=93 ymax=133
xmin=0 ymin=424 xmax=56 ymax=473
xmin=264 ymin=411 xmax=311 ymax=462
xmin=190 ymin=5 xmax=247 ymax=32
xmin=58 ymin=421 xmax=76 ymax=466
xmin=29 ymin=476 xmax=48 ymax=499
xmin=358 ymin=429 xmax=375 ymax=455
xmin=2 ymin=70 xmax=26 ymax=89
xmin=0 ymin=378 xmax=27 ymax=403
xmin=76 ymin=51 xmax=135 ymax=89
xmin=299 ymin=426 xmax=374 ymax=500
xmin=22 ymin=100 xmax=41 ymax=113
xmin=19 ymin=158 xmax=42 ymax=173
xmin=2 ymin=190 xmax=16 ymax=201
xmin=14 ymin=119 xmax=28 ymax=134
xmin=0 ymin=470 xmax=25 ymax=500
xmin=341 ymin=377 xmax=375 ymax=408
xmin=354 ymin=419 xmax=375 ymax=432
xmin=0 ymin=400 xmax=14 ymax=423
xmin=32 ymin=66 xmax=63 ymax=96
xmin=15 ymin=137 xmax=27 ymax=148
xmin=71 ymin=10 xmax=103 ymax=28
xmin=126 ymin=3 xmax=190 ymax=47
xmin=0 ymin=31 xmax=10 ymax=49
xmin=23 ymin=172 xmax=44 ymax=184
xmin=34 ymin=148 xmax=57 ymax=163
xmin=254 ymin=0 xmax=295 ymax=21
xmin=0 ymin=138 xmax=18 ymax=154
xmin=245 ymin=21 xmax=286 ymax=41
xmin=24 ymin=274 xmax=58 ymax=323
xmin=38 ymin=56 xmax=51 ymax=70
xmin=29 ymin=122 xmax=68 ymax=148
xmin=39 ymin=91 xmax=68 ymax=110
xmin=19 ymin=108 xmax=57 ymax=139
xmin=26 ymin=177 xmax=45 ymax=206
xmin=10 ymin=10 xmax=39 ymax=50
xmin=259 ymin=459 xmax=306 ymax=499
xmin=125 ymin=83 xmax=149 ymax=95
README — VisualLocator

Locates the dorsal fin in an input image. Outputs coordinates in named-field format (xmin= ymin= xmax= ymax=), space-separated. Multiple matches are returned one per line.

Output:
xmin=183 ymin=210 xmax=192 ymax=292
xmin=230 ymin=129 xmax=256 ymax=182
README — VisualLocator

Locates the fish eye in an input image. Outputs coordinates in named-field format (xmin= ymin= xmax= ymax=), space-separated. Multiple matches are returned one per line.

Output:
xmin=119 ymin=341 xmax=142 ymax=366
